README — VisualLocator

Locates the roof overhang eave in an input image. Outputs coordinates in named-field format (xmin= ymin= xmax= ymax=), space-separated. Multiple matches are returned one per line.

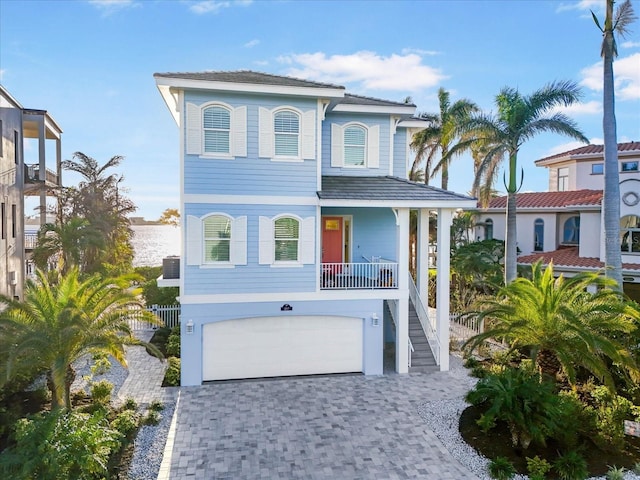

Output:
xmin=319 ymin=198 xmax=477 ymax=209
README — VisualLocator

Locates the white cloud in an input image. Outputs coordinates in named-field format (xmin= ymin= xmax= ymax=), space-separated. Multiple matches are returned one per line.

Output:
xmin=621 ymin=41 xmax=640 ymax=48
xmin=556 ymin=0 xmax=602 ymax=13
xmin=188 ymin=0 xmax=252 ymax=14
xmin=579 ymin=53 xmax=640 ymax=100
xmin=401 ymin=47 xmax=440 ymax=57
xmin=550 ymin=100 xmax=602 ymax=116
xmin=244 ymin=39 xmax=260 ymax=48
xmin=88 ymin=0 xmax=135 ymax=15
xmin=253 ymin=60 xmax=269 ymax=66
xmin=277 ymin=51 xmax=447 ymax=92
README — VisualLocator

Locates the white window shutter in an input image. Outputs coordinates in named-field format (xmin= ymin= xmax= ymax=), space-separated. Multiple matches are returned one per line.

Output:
xmin=331 ymin=123 xmax=343 ymax=167
xmin=230 ymin=216 xmax=247 ymax=265
xmin=258 ymin=107 xmax=274 ymax=158
xmin=301 ymin=110 xmax=316 ymax=160
xmin=186 ymin=103 xmax=202 ymax=155
xmin=231 ymin=106 xmax=247 ymax=157
xmin=258 ymin=216 xmax=274 ymax=265
xmin=368 ymin=125 xmax=380 ymax=168
xmin=300 ymin=216 xmax=315 ymax=265
xmin=186 ymin=215 xmax=203 ymax=265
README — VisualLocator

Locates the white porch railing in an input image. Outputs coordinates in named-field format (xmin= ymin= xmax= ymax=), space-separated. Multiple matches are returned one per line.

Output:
xmin=449 ymin=313 xmax=484 ymax=342
xmin=321 ymin=262 xmax=398 ymax=289
xmin=408 ymin=274 xmax=440 ymax=365
xmin=127 ymin=304 xmax=181 ymax=331
xmin=25 ymin=233 xmax=38 ymax=249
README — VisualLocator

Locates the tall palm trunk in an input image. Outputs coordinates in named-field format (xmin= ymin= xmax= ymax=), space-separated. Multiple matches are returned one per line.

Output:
xmin=441 ymin=145 xmax=449 ymax=190
xmin=602 ymin=0 xmax=623 ymax=290
xmin=505 ymin=151 xmax=519 ymax=284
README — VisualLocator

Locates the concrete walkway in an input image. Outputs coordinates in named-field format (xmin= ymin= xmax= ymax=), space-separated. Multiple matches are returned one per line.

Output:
xmin=119 ymin=332 xmax=479 ymax=480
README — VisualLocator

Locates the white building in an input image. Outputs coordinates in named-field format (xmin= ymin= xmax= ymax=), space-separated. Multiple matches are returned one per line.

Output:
xmin=476 ymin=141 xmax=640 ymax=301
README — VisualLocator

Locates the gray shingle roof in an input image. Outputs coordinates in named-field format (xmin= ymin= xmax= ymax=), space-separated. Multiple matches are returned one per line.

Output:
xmin=318 ymin=176 xmax=475 ymax=202
xmin=153 ymin=70 xmax=344 ymax=90
xmin=341 ymin=93 xmax=416 ymax=108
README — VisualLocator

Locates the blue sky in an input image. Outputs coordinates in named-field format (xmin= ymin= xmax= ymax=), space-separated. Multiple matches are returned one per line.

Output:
xmin=1 ymin=0 xmax=639 ymax=220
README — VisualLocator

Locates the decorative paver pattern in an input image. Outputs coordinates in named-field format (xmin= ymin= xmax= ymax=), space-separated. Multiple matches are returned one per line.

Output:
xmin=166 ymin=369 xmax=479 ymax=479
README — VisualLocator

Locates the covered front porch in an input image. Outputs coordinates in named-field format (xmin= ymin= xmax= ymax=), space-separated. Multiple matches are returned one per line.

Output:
xmin=318 ymin=176 xmax=476 ymax=372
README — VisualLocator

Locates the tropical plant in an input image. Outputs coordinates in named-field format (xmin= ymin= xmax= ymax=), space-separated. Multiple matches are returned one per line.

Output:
xmin=488 ymin=456 xmax=516 ymax=480
xmin=527 ymin=455 xmax=552 ymax=480
xmin=0 ymin=268 xmax=161 ymax=410
xmin=466 ymin=367 xmax=562 ymax=449
xmin=592 ymin=0 xmax=637 ymax=290
xmin=465 ymin=82 xmax=588 ymax=283
xmin=31 ymin=217 xmax=104 ymax=274
xmin=410 ymin=88 xmax=478 ymax=189
xmin=606 ymin=465 xmax=626 ymax=480
xmin=554 ymin=450 xmax=588 ymax=480
xmin=464 ymin=262 xmax=640 ymax=389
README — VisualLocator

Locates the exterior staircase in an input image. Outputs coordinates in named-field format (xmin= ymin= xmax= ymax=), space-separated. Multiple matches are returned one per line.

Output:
xmin=408 ymin=300 xmax=438 ymax=373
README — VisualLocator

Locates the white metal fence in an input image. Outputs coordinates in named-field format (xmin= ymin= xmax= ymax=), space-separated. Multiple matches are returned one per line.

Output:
xmin=449 ymin=313 xmax=483 ymax=342
xmin=127 ymin=304 xmax=181 ymax=331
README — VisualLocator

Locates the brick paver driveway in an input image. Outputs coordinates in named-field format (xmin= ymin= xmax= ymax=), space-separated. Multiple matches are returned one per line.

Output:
xmin=163 ymin=363 xmax=479 ymax=480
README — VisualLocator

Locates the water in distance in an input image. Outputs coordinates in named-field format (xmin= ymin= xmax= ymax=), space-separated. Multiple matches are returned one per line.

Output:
xmin=131 ymin=224 xmax=181 ymax=267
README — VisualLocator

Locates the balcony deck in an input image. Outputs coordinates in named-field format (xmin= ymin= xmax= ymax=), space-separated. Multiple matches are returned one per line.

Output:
xmin=320 ymin=262 xmax=398 ymax=290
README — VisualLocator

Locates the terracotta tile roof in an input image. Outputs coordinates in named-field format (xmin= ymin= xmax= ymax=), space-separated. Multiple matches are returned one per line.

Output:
xmin=518 ymin=247 xmax=640 ymax=272
xmin=484 ymin=190 xmax=602 ymax=209
xmin=535 ymin=141 xmax=640 ymax=164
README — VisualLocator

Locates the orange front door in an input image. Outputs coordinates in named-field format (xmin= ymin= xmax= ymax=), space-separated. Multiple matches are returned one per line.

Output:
xmin=322 ymin=217 xmax=343 ymax=264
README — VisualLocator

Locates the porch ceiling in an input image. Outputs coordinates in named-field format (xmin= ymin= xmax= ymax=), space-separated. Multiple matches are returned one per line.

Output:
xmin=318 ymin=176 xmax=476 ymax=208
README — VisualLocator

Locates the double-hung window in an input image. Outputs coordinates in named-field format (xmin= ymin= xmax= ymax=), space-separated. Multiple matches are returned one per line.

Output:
xmin=563 ymin=216 xmax=580 ymax=244
xmin=622 ymin=161 xmax=639 ymax=172
xmin=203 ymin=215 xmax=231 ymax=263
xmin=203 ymin=106 xmax=230 ymax=154
xmin=343 ymin=125 xmax=366 ymax=167
xmin=620 ymin=215 xmax=640 ymax=253
xmin=534 ymin=219 xmax=544 ymax=252
xmin=274 ymin=217 xmax=299 ymax=262
xmin=557 ymin=167 xmax=569 ymax=191
xmin=274 ymin=110 xmax=300 ymax=157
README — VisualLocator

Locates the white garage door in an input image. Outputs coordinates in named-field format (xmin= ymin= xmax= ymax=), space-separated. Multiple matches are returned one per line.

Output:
xmin=202 ymin=316 xmax=363 ymax=381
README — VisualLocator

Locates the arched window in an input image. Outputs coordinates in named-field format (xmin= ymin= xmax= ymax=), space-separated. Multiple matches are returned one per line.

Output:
xmin=563 ymin=216 xmax=580 ymax=244
xmin=203 ymin=106 xmax=231 ymax=154
xmin=274 ymin=216 xmax=300 ymax=262
xmin=534 ymin=219 xmax=544 ymax=252
xmin=484 ymin=218 xmax=493 ymax=240
xmin=274 ymin=110 xmax=300 ymax=157
xmin=344 ymin=125 xmax=366 ymax=166
xmin=620 ymin=215 xmax=640 ymax=253
xmin=203 ymin=215 xmax=231 ymax=262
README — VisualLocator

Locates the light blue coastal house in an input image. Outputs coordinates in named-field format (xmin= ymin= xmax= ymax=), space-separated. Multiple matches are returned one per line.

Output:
xmin=154 ymin=71 xmax=475 ymax=386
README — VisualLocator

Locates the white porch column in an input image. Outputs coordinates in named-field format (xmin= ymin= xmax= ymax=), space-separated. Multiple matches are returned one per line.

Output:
xmin=436 ymin=208 xmax=453 ymax=371
xmin=395 ymin=207 xmax=410 ymax=374
xmin=37 ymin=117 xmax=46 ymax=227
xmin=416 ymin=208 xmax=430 ymax=303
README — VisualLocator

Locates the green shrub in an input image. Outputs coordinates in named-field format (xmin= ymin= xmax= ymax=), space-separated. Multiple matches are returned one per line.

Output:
xmin=149 ymin=400 xmax=164 ymax=412
xmin=164 ymin=357 xmax=181 ymax=386
xmin=0 ymin=410 xmax=120 ymax=480
xmin=606 ymin=466 xmax=626 ymax=480
xmin=588 ymin=385 xmax=640 ymax=451
xmin=465 ymin=367 xmax=562 ymax=449
xmin=111 ymin=410 xmax=140 ymax=438
xmin=90 ymin=379 xmax=114 ymax=406
xmin=527 ymin=455 xmax=551 ymax=480
xmin=633 ymin=462 xmax=640 ymax=475
xmin=166 ymin=333 xmax=181 ymax=357
xmin=554 ymin=450 xmax=588 ymax=480
xmin=142 ymin=410 xmax=160 ymax=426
xmin=122 ymin=397 xmax=138 ymax=411
xmin=488 ymin=456 xmax=515 ymax=480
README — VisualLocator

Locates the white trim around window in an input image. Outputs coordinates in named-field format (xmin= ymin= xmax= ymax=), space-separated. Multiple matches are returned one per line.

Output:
xmin=186 ymin=213 xmax=247 ymax=268
xmin=331 ymin=122 xmax=379 ymax=169
xmin=185 ymin=101 xmax=247 ymax=158
xmin=259 ymin=214 xmax=315 ymax=266
xmin=258 ymin=106 xmax=316 ymax=161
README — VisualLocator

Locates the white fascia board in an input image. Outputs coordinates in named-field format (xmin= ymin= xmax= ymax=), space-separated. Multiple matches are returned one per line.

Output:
xmin=156 ymin=84 xmax=180 ymax=126
xmin=44 ymin=113 xmax=63 ymax=138
xmin=154 ymin=77 xmax=345 ymax=99
xmin=184 ymin=194 xmax=319 ymax=206
xmin=397 ymin=119 xmax=429 ymax=128
xmin=319 ymin=198 xmax=477 ymax=209
xmin=180 ymin=288 xmax=408 ymax=304
xmin=157 ymin=276 xmax=180 ymax=288
xmin=332 ymin=104 xmax=416 ymax=115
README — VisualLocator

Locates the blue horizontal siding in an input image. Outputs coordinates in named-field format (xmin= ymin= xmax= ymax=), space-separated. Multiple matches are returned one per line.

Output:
xmin=183 ymin=91 xmax=318 ymax=197
xmin=183 ymin=203 xmax=317 ymax=296
xmin=321 ymin=207 xmax=397 ymax=261
xmin=322 ymin=112 xmax=390 ymax=176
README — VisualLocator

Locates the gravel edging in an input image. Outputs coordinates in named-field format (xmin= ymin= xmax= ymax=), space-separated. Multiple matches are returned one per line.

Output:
xmin=418 ymin=357 xmax=640 ymax=480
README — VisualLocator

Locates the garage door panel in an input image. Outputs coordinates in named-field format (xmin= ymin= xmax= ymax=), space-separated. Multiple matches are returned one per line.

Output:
xmin=203 ymin=316 xmax=363 ymax=381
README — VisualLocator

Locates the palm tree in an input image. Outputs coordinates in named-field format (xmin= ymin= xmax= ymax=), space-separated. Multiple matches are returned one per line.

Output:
xmin=0 ymin=268 xmax=161 ymax=410
xmin=592 ymin=0 xmax=637 ymax=290
xmin=467 ymin=81 xmax=588 ymax=284
xmin=31 ymin=217 xmax=104 ymax=274
xmin=464 ymin=262 xmax=640 ymax=389
xmin=410 ymin=88 xmax=479 ymax=190
xmin=471 ymin=138 xmax=500 ymax=208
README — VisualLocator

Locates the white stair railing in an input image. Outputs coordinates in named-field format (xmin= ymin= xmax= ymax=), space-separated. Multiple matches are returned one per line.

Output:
xmin=408 ymin=274 xmax=440 ymax=366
